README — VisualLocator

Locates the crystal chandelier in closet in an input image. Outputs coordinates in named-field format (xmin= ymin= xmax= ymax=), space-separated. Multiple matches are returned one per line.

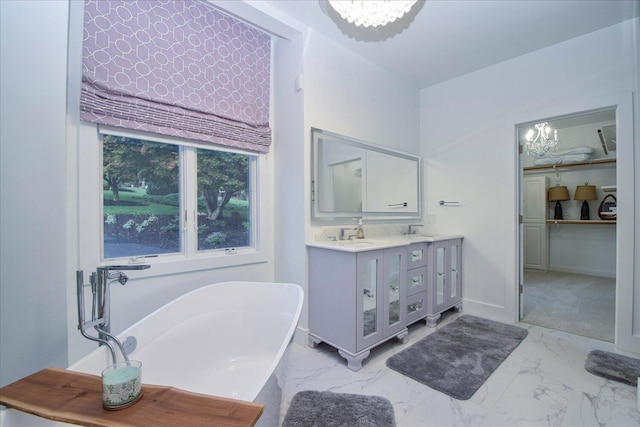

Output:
xmin=525 ymin=122 xmax=559 ymax=157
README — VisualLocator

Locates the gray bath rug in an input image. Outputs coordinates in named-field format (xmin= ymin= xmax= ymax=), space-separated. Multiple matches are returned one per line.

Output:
xmin=585 ymin=350 xmax=640 ymax=386
xmin=282 ymin=390 xmax=396 ymax=427
xmin=386 ymin=315 xmax=528 ymax=400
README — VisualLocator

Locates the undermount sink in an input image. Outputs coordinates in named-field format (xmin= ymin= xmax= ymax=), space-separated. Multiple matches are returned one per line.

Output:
xmin=337 ymin=239 xmax=375 ymax=246
xmin=406 ymin=234 xmax=431 ymax=240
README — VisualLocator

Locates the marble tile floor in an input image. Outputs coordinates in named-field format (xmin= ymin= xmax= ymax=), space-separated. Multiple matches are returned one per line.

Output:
xmin=282 ymin=311 xmax=640 ymax=427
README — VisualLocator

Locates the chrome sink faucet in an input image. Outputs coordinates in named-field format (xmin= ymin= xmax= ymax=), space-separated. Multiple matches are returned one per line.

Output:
xmin=76 ymin=264 xmax=149 ymax=364
xmin=340 ymin=228 xmax=357 ymax=240
xmin=341 ymin=218 xmax=365 ymax=240
xmin=408 ymin=224 xmax=422 ymax=235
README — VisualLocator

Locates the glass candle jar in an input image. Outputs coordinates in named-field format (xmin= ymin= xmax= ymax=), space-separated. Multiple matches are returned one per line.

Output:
xmin=101 ymin=360 xmax=143 ymax=410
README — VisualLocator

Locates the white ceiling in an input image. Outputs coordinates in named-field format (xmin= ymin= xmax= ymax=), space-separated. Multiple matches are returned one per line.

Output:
xmin=264 ymin=0 xmax=639 ymax=89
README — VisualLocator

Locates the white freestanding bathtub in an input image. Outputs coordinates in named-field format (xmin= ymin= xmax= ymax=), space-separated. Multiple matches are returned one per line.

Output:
xmin=1 ymin=281 xmax=304 ymax=427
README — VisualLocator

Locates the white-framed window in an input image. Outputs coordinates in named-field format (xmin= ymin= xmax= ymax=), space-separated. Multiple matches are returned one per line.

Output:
xmin=77 ymin=124 xmax=269 ymax=275
xmin=101 ymin=128 xmax=256 ymax=260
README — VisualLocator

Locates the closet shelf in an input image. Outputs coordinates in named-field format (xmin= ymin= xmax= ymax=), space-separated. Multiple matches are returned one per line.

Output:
xmin=546 ymin=219 xmax=616 ymax=225
xmin=524 ymin=158 xmax=616 ymax=172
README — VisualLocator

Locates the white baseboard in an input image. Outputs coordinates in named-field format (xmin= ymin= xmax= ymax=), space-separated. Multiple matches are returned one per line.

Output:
xmin=460 ymin=298 xmax=517 ymax=325
xmin=293 ymin=326 xmax=309 ymax=347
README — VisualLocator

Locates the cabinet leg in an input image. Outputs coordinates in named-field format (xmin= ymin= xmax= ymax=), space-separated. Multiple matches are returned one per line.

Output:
xmin=338 ymin=349 xmax=370 ymax=371
xmin=425 ymin=313 xmax=441 ymax=328
xmin=309 ymin=335 xmax=322 ymax=348
xmin=454 ymin=302 xmax=463 ymax=312
xmin=396 ymin=329 xmax=409 ymax=344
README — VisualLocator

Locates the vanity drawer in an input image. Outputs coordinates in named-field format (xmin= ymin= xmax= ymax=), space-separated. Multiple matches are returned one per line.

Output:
xmin=406 ymin=291 xmax=428 ymax=325
xmin=406 ymin=266 xmax=427 ymax=296
xmin=407 ymin=243 xmax=428 ymax=269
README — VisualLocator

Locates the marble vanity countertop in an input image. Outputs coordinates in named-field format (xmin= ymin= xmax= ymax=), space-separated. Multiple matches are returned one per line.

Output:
xmin=306 ymin=234 xmax=464 ymax=252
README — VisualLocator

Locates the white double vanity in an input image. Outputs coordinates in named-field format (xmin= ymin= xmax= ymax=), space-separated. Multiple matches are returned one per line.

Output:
xmin=307 ymin=235 xmax=463 ymax=371
xmin=308 ymin=128 xmax=462 ymax=370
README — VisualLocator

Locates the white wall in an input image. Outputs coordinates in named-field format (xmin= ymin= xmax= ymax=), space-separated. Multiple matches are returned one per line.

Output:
xmin=548 ymin=223 xmax=616 ymax=277
xmin=420 ymin=19 xmax=638 ymax=341
xmin=634 ymin=16 xmax=640 ymax=348
xmin=273 ymin=31 xmax=307 ymax=339
xmin=0 ymin=0 xmax=70 ymax=387
xmin=303 ymin=31 xmax=420 ymax=157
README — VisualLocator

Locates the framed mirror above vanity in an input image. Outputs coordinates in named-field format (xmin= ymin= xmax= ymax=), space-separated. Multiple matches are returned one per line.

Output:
xmin=311 ymin=128 xmax=421 ymax=221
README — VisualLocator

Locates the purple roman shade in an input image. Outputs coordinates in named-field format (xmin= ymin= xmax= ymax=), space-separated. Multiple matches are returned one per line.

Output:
xmin=81 ymin=0 xmax=271 ymax=153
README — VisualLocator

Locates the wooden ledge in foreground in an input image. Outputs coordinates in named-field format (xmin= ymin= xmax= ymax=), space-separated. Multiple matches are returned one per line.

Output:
xmin=0 ymin=367 xmax=263 ymax=427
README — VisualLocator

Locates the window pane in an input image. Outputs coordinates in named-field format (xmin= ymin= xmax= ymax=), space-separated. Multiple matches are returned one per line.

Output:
xmin=102 ymin=135 xmax=181 ymax=259
xmin=197 ymin=149 xmax=251 ymax=251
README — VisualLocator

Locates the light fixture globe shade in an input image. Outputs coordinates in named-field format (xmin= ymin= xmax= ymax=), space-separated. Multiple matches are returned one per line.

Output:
xmin=328 ymin=0 xmax=418 ymax=27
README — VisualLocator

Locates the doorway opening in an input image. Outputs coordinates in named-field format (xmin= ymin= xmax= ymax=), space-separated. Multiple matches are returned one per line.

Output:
xmin=518 ymin=108 xmax=617 ymax=342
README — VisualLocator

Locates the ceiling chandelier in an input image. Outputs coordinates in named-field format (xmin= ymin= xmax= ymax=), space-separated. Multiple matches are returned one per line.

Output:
xmin=525 ymin=122 xmax=559 ymax=157
xmin=328 ymin=0 xmax=418 ymax=28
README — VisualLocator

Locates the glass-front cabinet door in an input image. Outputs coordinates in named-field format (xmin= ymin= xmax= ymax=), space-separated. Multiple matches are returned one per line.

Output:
xmin=434 ymin=244 xmax=447 ymax=310
xmin=431 ymin=239 xmax=463 ymax=314
xmin=449 ymin=240 xmax=462 ymax=303
xmin=387 ymin=253 xmax=400 ymax=327
xmin=356 ymin=250 xmax=383 ymax=351
xmin=449 ymin=243 xmax=459 ymax=301
xmin=383 ymin=246 xmax=407 ymax=337
xmin=362 ymin=257 xmax=378 ymax=337
xmin=355 ymin=247 xmax=406 ymax=351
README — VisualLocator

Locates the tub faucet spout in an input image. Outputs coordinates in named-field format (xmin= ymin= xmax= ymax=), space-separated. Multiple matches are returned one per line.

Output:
xmin=77 ymin=264 xmax=149 ymax=364
xmin=95 ymin=265 xmax=150 ymax=335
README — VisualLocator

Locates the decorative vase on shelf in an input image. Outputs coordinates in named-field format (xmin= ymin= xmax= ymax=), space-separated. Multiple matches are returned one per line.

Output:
xmin=598 ymin=194 xmax=616 ymax=220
